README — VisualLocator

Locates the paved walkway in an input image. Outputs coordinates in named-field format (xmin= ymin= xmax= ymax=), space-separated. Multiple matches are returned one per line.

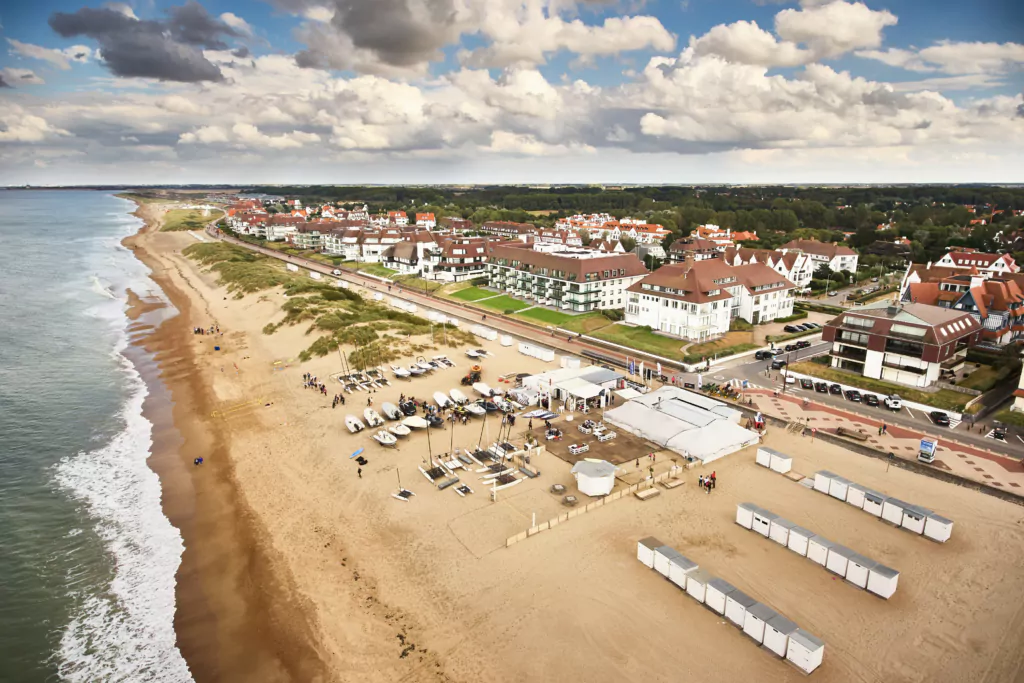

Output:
xmin=748 ymin=389 xmax=1024 ymax=491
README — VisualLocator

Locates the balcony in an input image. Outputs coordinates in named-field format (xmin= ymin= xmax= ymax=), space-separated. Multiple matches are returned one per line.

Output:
xmin=834 ymin=333 xmax=868 ymax=348
xmin=831 ymin=346 xmax=868 ymax=362
xmin=882 ymin=360 xmax=926 ymax=375
xmin=883 ymin=340 xmax=924 ymax=358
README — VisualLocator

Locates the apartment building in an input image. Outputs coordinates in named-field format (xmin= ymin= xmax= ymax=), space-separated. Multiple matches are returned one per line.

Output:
xmin=381 ymin=231 xmax=437 ymax=275
xmin=723 ymin=247 xmax=815 ymax=289
xmin=486 ymin=243 xmax=647 ymax=312
xmin=934 ymin=250 xmax=1019 ymax=274
xmin=821 ymin=302 xmax=981 ymax=388
xmin=480 ymin=221 xmax=537 ymax=239
xmin=779 ymin=239 xmax=859 ymax=273
xmin=624 ymin=258 xmax=797 ymax=340
xmin=421 ymin=236 xmax=489 ymax=282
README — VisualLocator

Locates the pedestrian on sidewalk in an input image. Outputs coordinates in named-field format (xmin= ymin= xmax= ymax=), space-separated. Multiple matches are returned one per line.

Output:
xmin=878 ymin=424 xmax=883 ymax=436
xmin=882 ymin=423 xmax=888 ymax=435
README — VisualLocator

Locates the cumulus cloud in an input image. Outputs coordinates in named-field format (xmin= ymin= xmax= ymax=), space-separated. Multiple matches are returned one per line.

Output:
xmin=688 ymin=20 xmax=809 ymax=67
xmin=0 ymin=104 xmax=71 ymax=142
xmin=857 ymin=41 xmax=1024 ymax=75
xmin=48 ymin=3 xmax=243 ymax=82
xmin=180 ymin=122 xmax=321 ymax=149
xmin=6 ymin=38 xmax=92 ymax=69
xmin=2 ymin=68 xmax=46 ymax=85
xmin=0 ymin=74 xmax=10 ymax=88
xmin=220 ymin=12 xmax=254 ymax=36
xmin=485 ymin=130 xmax=595 ymax=155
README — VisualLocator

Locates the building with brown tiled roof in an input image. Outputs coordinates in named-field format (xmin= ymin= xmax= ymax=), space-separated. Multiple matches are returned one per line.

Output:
xmin=480 ymin=220 xmax=537 ymax=239
xmin=624 ymin=258 xmax=797 ymax=340
xmin=668 ymin=238 xmax=722 ymax=262
xmin=821 ymin=301 xmax=981 ymax=387
xmin=486 ymin=243 xmax=647 ymax=312
xmin=935 ymin=250 xmax=1018 ymax=274
xmin=722 ymin=247 xmax=815 ymax=289
xmin=422 ymin=236 xmax=490 ymax=282
xmin=779 ymin=239 xmax=859 ymax=273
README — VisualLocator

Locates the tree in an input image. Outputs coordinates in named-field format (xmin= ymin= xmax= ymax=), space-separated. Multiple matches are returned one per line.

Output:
xmin=812 ymin=263 xmax=832 ymax=280
xmin=644 ymin=254 xmax=663 ymax=271
xmin=579 ymin=229 xmax=592 ymax=246
xmin=619 ymin=236 xmax=637 ymax=253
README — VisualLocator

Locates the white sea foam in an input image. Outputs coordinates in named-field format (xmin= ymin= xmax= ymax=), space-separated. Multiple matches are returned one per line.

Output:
xmin=52 ymin=200 xmax=193 ymax=683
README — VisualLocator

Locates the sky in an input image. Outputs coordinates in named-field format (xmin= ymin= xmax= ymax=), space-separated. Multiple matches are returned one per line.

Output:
xmin=0 ymin=0 xmax=1022 ymax=185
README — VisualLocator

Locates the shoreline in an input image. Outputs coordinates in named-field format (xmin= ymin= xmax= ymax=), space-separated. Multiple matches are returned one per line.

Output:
xmin=121 ymin=199 xmax=326 ymax=683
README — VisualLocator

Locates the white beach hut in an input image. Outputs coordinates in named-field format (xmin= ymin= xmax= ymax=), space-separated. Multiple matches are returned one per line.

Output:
xmin=881 ymin=498 xmax=908 ymax=526
xmin=862 ymin=489 xmax=888 ymax=517
xmin=571 ymin=459 xmax=618 ymax=497
xmin=743 ymin=603 xmax=779 ymax=644
xmin=769 ymin=518 xmax=795 ymax=547
xmin=763 ymin=614 xmax=799 ymax=658
xmin=787 ymin=527 xmax=814 ymax=557
xmin=752 ymin=509 xmax=778 ymax=538
xmin=770 ymin=451 xmax=793 ymax=474
xmin=755 ymin=447 xmax=773 ymax=468
xmin=725 ymin=589 xmax=757 ymax=627
xmin=846 ymin=483 xmax=867 ymax=509
xmin=685 ymin=569 xmax=714 ymax=604
xmin=813 ymin=470 xmax=835 ymax=494
xmin=807 ymin=536 xmax=834 ymax=567
xmin=845 ymin=553 xmax=877 ymax=589
xmin=924 ymin=513 xmax=954 ymax=543
xmin=901 ymin=504 xmax=931 ymax=535
xmin=825 ymin=544 xmax=855 ymax=576
xmin=705 ymin=578 xmax=736 ymax=615
xmin=637 ymin=537 xmax=663 ymax=568
xmin=867 ymin=563 xmax=899 ymax=599
xmin=786 ymin=628 xmax=825 ymax=674
xmin=829 ymin=475 xmax=852 ymax=502
xmin=653 ymin=546 xmax=676 ymax=578
xmin=668 ymin=553 xmax=699 ymax=590
xmin=735 ymin=502 xmax=758 ymax=530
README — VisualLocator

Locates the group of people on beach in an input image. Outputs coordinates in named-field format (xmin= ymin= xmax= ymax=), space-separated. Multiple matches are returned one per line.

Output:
xmin=332 ymin=393 xmax=346 ymax=408
xmin=193 ymin=325 xmax=219 ymax=335
xmin=303 ymin=373 xmax=328 ymax=396
xmin=698 ymin=472 xmax=717 ymax=494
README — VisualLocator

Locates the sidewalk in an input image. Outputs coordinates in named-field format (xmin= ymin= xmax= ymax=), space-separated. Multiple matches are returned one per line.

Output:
xmin=748 ymin=389 xmax=1024 ymax=491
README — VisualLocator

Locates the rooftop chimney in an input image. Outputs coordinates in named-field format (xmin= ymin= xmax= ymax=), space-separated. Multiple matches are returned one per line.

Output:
xmin=886 ymin=304 xmax=900 ymax=316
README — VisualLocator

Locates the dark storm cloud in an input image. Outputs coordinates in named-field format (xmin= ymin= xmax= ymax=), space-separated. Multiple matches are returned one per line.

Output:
xmin=0 ymin=74 xmax=11 ymax=88
xmin=232 ymin=46 xmax=251 ymax=58
xmin=49 ymin=3 xmax=241 ymax=82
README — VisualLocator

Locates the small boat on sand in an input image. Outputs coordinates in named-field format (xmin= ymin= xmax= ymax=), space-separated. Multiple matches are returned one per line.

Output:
xmin=415 ymin=361 xmax=434 ymax=372
xmin=381 ymin=402 xmax=401 ymax=420
xmin=364 ymin=408 xmax=384 ymax=427
xmin=426 ymin=415 xmax=445 ymax=429
xmin=345 ymin=415 xmax=365 ymax=433
xmin=449 ymin=388 xmax=468 ymax=405
xmin=372 ymin=430 xmax=397 ymax=447
xmin=472 ymin=382 xmax=501 ymax=397
xmin=433 ymin=391 xmax=452 ymax=409
xmin=432 ymin=355 xmax=454 ymax=367
xmin=463 ymin=402 xmax=486 ymax=417
xmin=408 ymin=366 xmax=426 ymax=377
xmin=403 ymin=416 xmax=429 ymax=430
xmin=391 ymin=365 xmax=411 ymax=379
xmin=389 ymin=424 xmax=411 ymax=438
xmin=466 ymin=349 xmax=482 ymax=359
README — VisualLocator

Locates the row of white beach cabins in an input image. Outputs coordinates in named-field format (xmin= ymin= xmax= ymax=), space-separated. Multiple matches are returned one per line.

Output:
xmin=637 ymin=538 xmax=825 ymax=675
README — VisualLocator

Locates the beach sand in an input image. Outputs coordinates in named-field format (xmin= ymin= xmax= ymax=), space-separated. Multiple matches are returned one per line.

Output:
xmin=127 ymin=207 xmax=1024 ymax=683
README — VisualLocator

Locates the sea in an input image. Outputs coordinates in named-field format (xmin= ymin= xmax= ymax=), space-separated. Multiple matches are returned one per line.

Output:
xmin=0 ymin=191 xmax=194 ymax=683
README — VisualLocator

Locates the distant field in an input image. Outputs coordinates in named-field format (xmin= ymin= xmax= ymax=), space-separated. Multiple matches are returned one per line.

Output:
xmin=162 ymin=208 xmax=222 ymax=231
xmin=526 ymin=210 xmax=557 ymax=216
xmin=450 ymin=286 xmax=497 ymax=302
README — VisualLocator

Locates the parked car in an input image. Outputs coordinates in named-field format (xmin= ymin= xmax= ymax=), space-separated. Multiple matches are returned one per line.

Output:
xmin=883 ymin=394 xmax=902 ymax=411
xmin=771 ymin=359 xmax=788 ymax=370
xmin=332 ymin=269 xmax=342 ymax=276
xmin=993 ymin=426 xmax=1007 ymax=441
xmin=929 ymin=411 xmax=951 ymax=427
xmin=829 ymin=383 xmax=843 ymax=395
xmin=805 ymin=322 xmax=821 ymax=329
xmin=863 ymin=394 xmax=879 ymax=407
xmin=785 ymin=344 xmax=797 ymax=352
xmin=845 ymin=389 xmax=862 ymax=402
xmin=783 ymin=325 xmax=799 ymax=333
xmin=755 ymin=350 xmax=773 ymax=360
xmin=800 ymin=378 xmax=814 ymax=389
xmin=796 ymin=324 xmax=812 ymax=331
xmin=815 ymin=382 xmax=828 ymax=393
xmin=771 ymin=348 xmax=784 ymax=356
xmin=828 ymin=291 xmax=838 ymax=296
xmin=871 ymin=277 xmax=879 ymax=282
xmin=796 ymin=340 xmax=812 ymax=349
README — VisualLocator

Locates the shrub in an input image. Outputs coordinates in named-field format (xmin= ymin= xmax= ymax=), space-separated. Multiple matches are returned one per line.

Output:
xmin=602 ymin=308 xmax=625 ymax=322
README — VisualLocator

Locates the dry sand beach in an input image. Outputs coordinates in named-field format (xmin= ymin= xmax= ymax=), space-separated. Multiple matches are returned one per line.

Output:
xmin=126 ymin=201 xmax=1024 ymax=683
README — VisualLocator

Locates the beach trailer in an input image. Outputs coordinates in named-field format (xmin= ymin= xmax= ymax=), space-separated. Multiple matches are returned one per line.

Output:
xmin=637 ymin=537 xmax=663 ymax=568
xmin=867 ymin=563 xmax=900 ymax=599
xmin=685 ymin=569 xmax=714 ymax=603
xmin=829 ymin=475 xmax=852 ymax=502
xmin=846 ymin=483 xmax=867 ymax=509
xmin=845 ymin=554 xmax=877 ymax=589
xmin=825 ymin=544 xmax=855 ymax=576
xmin=763 ymin=614 xmax=799 ymax=658
xmin=653 ymin=546 xmax=677 ymax=578
xmin=286 ymin=263 xmax=299 ymax=272
xmin=705 ymin=578 xmax=736 ymax=615
xmin=924 ymin=513 xmax=954 ymax=543
xmin=725 ymin=589 xmax=757 ymax=627
xmin=862 ymin=489 xmax=888 ymax=517
xmin=743 ymin=603 xmax=779 ymax=644
xmin=755 ymin=447 xmax=773 ymax=468
xmin=770 ymin=451 xmax=793 ymax=474
xmin=901 ymin=504 xmax=931 ymax=535
xmin=769 ymin=518 xmax=795 ymax=547
xmin=736 ymin=502 xmax=758 ymax=530
xmin=787 ymin=527 xmax=814 ymax=557
xmin=786 ymin=628 xmax=825 ymax=674
xmin=813 ymin=471 xmax=836 ymax=494
xmin=752 ymin=509 xmax=778 ymax=537
xmin=807 ymin=536 xmax=834 ymax=567
xmin=668 ymin=553 xmax=699 ymax=590
xmin=881 ymin=498 xmax=908 ymax=526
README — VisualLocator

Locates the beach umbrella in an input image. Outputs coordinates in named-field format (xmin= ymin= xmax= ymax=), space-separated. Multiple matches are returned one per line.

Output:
xmin=350 ymin=448 xmax=364 ymax=459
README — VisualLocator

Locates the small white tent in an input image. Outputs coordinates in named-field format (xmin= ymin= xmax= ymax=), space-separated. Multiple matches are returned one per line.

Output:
xmin=571 ymin=459 xmax=617 ymax=497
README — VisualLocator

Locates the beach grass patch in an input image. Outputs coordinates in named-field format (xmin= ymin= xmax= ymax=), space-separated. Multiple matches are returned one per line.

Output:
xmin=162 ymin=208 xmax=222 ymax=232
xmin=449 ymin=286 xmax=496 ymax=302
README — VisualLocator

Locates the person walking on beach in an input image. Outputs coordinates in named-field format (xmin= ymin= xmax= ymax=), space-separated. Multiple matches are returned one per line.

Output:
xmin=711 ymin=471 xmax=716 ymax=489
xmin=367 ymin=397 xmax=373 ymax=407
xmin=357 ymin=468 xmax=362 ymax=478
xmin=698 ymin=474 xmax=704 ymax=489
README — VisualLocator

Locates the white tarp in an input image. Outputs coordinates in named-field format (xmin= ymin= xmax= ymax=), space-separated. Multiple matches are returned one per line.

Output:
xmin=571 ymin=460 xmax=617 ymax=497
xmin=559 ymin=377 xmax=603 ymax=400
xmin=615 ymin=388 xmax=642 ymax=401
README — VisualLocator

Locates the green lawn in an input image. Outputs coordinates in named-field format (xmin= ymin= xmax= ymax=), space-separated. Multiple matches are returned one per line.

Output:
xmin=356 ymin=263 xmax=398 ymax=278
xmin=476 ymin=295 xmax=532 ymax=312
xmin=959 ymin=364 xmax=1014 ymax=392
xmin=162 ymin=208 xmax=223 ymax=231
xmin=449 ymin=286 xmax=498 ymax=302
xmin=514 ymin=307 xmax=576 ymax=325
xmin=787 ymin=361 xmax=970 ymax=411
xmin=993 ymin=408 xmax=1024 ymax=428
xmin=590 ymin=325 xmax=685 ymax=359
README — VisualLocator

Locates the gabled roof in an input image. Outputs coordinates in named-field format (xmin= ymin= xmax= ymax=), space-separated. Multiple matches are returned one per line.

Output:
xmin=781 ymin=239 xmax=856 ymax=258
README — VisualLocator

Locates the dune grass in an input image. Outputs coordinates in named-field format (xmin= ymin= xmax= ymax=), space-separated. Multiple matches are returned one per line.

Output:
xmin=162 ymin=208 xmax=222 ymax=231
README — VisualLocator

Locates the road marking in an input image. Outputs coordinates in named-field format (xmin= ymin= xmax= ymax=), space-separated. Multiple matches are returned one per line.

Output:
xmin=904 ymin=407 xmax=915 ymax=419
xmin=1017 ymin=435 xmax=1024 ymax=445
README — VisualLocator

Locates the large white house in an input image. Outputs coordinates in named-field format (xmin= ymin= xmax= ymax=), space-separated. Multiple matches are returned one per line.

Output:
xmin=624 ymin=258 xmax=797 ymax=341
xmin=779 ymin=239 xmax=859 ymax=274
xmin=723 ymin=247 xmax=815 ymax=289
xmin=935 ymin=250 xmax=1019 ymax=274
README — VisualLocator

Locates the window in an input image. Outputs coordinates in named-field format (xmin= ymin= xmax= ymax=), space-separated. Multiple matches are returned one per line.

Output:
xmin=844 ymin=316 xmax=874 ymax=329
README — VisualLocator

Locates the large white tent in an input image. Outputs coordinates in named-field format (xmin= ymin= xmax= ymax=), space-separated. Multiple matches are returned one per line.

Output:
xmin=571 ymin=459 xmax=618 ymax=497
xmin=603 ymin=386 xmax=760 ymax=464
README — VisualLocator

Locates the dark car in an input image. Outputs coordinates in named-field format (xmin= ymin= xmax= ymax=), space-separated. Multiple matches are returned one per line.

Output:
xmin=785 ymin=344 xmax=797 ymax=352
xmin=795 ymin=324 xmax=812 ymax=331
xmin=796 ymin=340 xmax=812 ymax=349
xmin=805 ymin=322 xmax=821 ymax=329
xmin=815 ymin=382 xmax=828 ymax=393
xmin=864 ymin=394 xmax=879 ymax=407
xmin=993 ymin=426 xmax=1007 ymax=441
xmin=845 ymin=389 xmax=862 ymax=402
xmin=770 ymin=359 xmax=787 ymax=370
xmin=755 ymin=350 xmax=773 ymax=360
xmin=929 ymin=411 xmax=951 ymax=427
xmin=829 ymin=383 xmax=843 ymax=395
xmin=783 ymin=325 xmax=799 ymax=333
xmin=800 ymin=378 xmax=814 ymax=389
